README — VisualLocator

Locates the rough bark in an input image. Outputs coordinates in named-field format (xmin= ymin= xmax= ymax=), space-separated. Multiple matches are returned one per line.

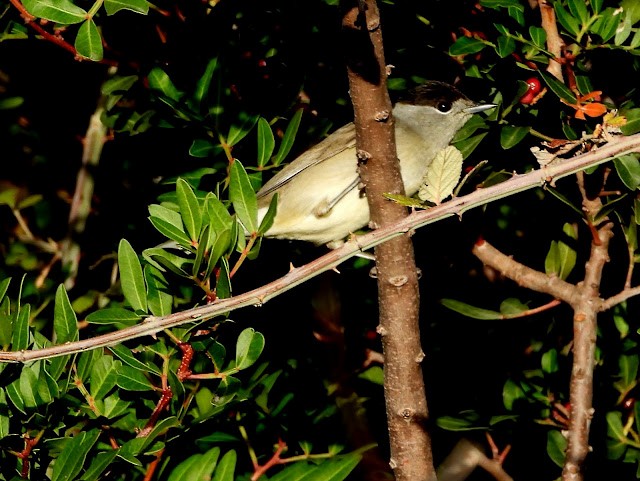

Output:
xmin=342 ymin=1 xmax=435 ymax=480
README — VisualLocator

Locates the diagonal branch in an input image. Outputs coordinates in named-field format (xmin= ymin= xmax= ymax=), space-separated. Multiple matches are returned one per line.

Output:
xmin=1 ymin=134 xmax=640 ymax=364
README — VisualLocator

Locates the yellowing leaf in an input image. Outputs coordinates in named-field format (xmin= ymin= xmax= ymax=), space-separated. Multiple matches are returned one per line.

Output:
xmin=418 ymin=146 xmax=463 ymax=204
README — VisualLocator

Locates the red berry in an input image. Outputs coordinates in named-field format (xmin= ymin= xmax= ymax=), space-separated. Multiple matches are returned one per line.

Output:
xmin=526 ymin=77 xmax=541 ymax=93
xmin=520 ymin=77 xmax=541 ymax=104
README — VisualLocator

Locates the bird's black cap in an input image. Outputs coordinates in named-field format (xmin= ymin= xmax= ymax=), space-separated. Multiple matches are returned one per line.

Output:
xmin=397 ymin=81 xmax=470 ymax=106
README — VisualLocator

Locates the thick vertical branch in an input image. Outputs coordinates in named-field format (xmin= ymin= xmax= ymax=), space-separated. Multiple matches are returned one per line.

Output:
xmin=562 ymin=173 xmax=613 ymax=481
xmin=341 ymin=1 xmax=434 ymax=480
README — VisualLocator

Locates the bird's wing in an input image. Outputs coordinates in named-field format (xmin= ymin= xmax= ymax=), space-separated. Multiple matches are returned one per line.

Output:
xmin=257 ymin=123 xmax=357 ymax=199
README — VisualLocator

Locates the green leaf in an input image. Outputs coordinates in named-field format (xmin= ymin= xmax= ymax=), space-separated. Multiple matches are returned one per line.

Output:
xmin=545 ymin=223 xmax=578 ymax=280
xmin=542 ymin=349 xmax=559 ymax=373
xmin=499 ymin=298 xmax=528 ymax=316
xmin=275 ymin=454 xmax=362 ymax=481
xmin=145 ymin=266 xmax=172 ymax=317
xmin=213 ymin=375 xmax=241 ymax=406
xmin=48 ymin=285 xmax=77 ymax=380
xmin=480 ymin=0 xmax=523 ymax=8
xmin=540 ymin=71 xmax=577 ymax=104
xmin=545 ymin=186 xmax=583 ymax=216
xmin=567 ymin=0 xmax=589 ymax=25
xmin=258 ymin=193 xmax=278 ymax=235
xmin=104 ymin=0 xmax=149 ymax=16
xmin=453 ymin=132 xmax=488 ymax=160
xmin=143 ymin=248 xmax=192 ymax=277
xmin=117 ymin=365 xmax=154 ymax=391
xmin=615 ymin=12 xmax=633 ymax=46
xmin=176 ymin=178 xmax=203 ymax=243
xmin=149 ymin=216 xmax=192 ymax=247
xmin=418 ymin=146 xmax=463 ymax=204
xmin=148 ymin=68 xmax=184 ymax=102
xmin=590 ymin=8 xmax=619 ymax=42
xmin=449 ymin=36 xmax=487 ymax=56
xmin=0 ymin=97 xmax=24 ymax=110
xmin=168 ymin=447 xmax=221 ymax=481
xmin=205 ymin=194 xmax=234 ymax=233
xmin=358 ymin=366 xmax=384 ymax=385
xmin=54 ymin=285 xmax=78 ymax=343
xmin=607 ymin=411 xmax=625 ymax=440
xmin=22 ymin=0 xmax=86 ymax=24
xmin=0 ymin=278 xmax=10 ymax=305
xmin=622 ymin=0 xmax=640 ymax=23
xmin=257 ymin=118 xmax=276 ymax=167
xmin=90 ymin=356 xmax=121 ymax=399
xmin=76 ymin=349 xmax=101 ymax=382
xmin=80 ymin=450 xmax=119 ymax=481
xmin=109 ymin=344 xmax=161 ymax=375
xmin=75 ymin=19 xmax=103 ymax=61
xmin=0 ymin=390 xmax=9 ymax=439
xmin=52 ymin=429 xmax=100 ymax=481
xmin=204 ymin=228 xmax=232 ymax=280
xmin=193 ymin=58 xmax=219 ymax=110
xmin=621 ymin=109 xmax=640 ymax=136
xmin=235 ymin=328 xmax=265 ymax=370
xmin=230 ymin=160 xmax=258 ymax=233
xmin=554 ymin=2 xmax=580 ymax=36
xmin=193 ymin=224 xmax=209 ymax=277
xmin=227 ymin=114 xmax=258 ymax=147
xmin=19 ymin=365 xmax=41 ymax=408
xmin=0 ymin=187 xmax=18 ymax=208
xmin=86 ymin=308 xmax=141 ymax=327
xmin=436 ymin=413 xmax=483 ymax=431
xmin=273 ymin=109 xmax=303 ymax=166
xmin=17 ymin=194 xmax=43 ymax=210
xmin=546 ymin=430 xmax=567 ymax=467
xmin=148 ymin=204 xmax=183 ymax=229
xmin=503 ymin=379 xmax=525 ymax=410
xmin=529 ymin=26 xmax=547 ymax=47
xmin=118 ymin=239 xmax=148 ymax=313
xmin=496 ymin=35 xmax=515 ymax=57
xmin=189 ymin=139 xmax=219 ymax=158
xmin=441 ymin=298 xmax=502 ymax=320
xmin=500 ymin=125 xmax=530 ymax=149
xmin=212 ymin=450 xmax=236 ymax=481
xmin=619 ymin=354 xmax=639 ymax=389
xmin=614 ymin=155 xmax=640 ymax=190
xmin=102 ymin=392 xmax=131 ymax=419
xmin=12 ymin=304 xmax=30 ymax=351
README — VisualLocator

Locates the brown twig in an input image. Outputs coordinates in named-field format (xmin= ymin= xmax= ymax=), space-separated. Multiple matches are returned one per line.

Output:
xmin=537 ymin=0 xmax=564 ymax=81
xmin=8 ymin=0 xmax=78 ymax=57
xmin=250 ymin=439 xmax=287 ymax=481
xmin=10 ymin=431 xmax=44 ymax=478
xmin=0 ymin=134 xmax=639 ymax=364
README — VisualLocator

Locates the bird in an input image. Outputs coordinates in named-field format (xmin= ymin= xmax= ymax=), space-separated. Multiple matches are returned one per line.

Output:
xmin=256 ymin=81 xmax=495 ymax=247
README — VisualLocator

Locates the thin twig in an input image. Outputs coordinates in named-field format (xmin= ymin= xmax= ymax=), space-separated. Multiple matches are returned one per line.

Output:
xmin=0 ymin=134 xmax=639 ymax=364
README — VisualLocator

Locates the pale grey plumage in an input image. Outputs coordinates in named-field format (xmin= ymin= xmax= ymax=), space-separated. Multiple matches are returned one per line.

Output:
xmin=256 ymin=81 xmax=494 ymax=246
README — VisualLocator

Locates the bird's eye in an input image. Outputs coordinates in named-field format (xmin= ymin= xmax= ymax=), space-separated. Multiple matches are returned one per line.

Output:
xmin=437 ymin=101 xmax=452 ymax=113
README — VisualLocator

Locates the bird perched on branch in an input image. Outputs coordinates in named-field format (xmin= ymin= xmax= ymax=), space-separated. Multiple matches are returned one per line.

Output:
xmin=256 ymin=81 xmax=495 ymax=247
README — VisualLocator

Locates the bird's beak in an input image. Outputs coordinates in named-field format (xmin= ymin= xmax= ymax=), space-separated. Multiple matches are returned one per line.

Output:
xmin=464 ymin=103 xmax=497 ymax=114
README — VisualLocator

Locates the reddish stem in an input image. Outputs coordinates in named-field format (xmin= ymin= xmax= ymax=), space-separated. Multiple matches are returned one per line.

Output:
xmin=137 ymin=387 xmax=173 ymax=438
xmin=251 ymin=439 xmax=287 ymax=481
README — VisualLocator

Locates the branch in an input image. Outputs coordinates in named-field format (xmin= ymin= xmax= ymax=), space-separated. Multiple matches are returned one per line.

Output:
xmin=562 ymin=172 xmax=613 ymax=481
xmin=342 ymin=1 xmax=433 ymax=479
xmin=1 ymin=133 xmax=640 ymax=363
xmin=472 ymin=239 xmax=579 ymax=304
xmin=537 ymin=0 xmax=564 ymax=81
